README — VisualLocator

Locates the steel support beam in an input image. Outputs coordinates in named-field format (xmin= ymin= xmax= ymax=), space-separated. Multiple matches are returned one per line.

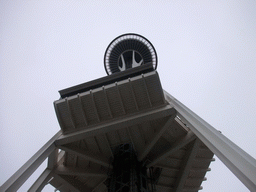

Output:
xmin=0 ymin=131 xmax=62 ymax=192
xmin=138 ymin=113 xmax=176 ymax=161
xmin=28 ymin=168 xmax=53 ymax=192
xmin=92 ymin=178 xmax=108 ymax=192
xmin=147 ymin=130 xmax=196 ymax=167
xmin=58 ymin=144 xmax=112 ymax=168
xmin=173 ymin=139 xmax=200 ymax=192
xmin=54 ymin=165 xmax=108 ymax=177
xmin=164 ymin=90 xmax=256 ymax=192
xmin=51 ymin=174 xmax=81 ymax=192
xmin=47 ymin=148 xmax=59 ymax=169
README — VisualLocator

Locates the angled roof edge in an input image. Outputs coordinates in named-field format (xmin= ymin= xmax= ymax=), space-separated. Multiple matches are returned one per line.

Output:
xmin=59 ymin=63 xmax=154 ymax=98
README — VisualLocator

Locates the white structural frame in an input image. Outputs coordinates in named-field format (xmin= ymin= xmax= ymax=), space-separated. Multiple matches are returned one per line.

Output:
xmin=0 ymin=131 xmax=62 ymax=192
xmin=1 ymin=91 xmax=256 ymax=192
xmin=164 ymin=90 xmax=256 ymax=192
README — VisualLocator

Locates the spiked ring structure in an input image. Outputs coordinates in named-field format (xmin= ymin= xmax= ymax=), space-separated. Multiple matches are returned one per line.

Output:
xmin=104 ymin=33 xmax=158 ymax=75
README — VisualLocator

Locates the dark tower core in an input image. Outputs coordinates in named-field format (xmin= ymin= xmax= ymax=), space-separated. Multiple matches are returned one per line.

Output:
xmin=107 ymin=144 xmax=149 ymax=192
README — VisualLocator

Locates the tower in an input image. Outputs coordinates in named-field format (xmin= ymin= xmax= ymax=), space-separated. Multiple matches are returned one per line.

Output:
xmin=1 ymin=34 xmax=256 ymax=192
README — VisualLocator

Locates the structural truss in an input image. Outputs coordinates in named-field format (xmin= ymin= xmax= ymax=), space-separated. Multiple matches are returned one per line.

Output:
xmin=1 ymin=65 xmax=256 ymax=192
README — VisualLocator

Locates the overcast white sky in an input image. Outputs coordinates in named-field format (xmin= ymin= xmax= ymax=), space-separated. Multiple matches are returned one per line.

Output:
xmin=1 ymin=1 xmax=256 ymax=191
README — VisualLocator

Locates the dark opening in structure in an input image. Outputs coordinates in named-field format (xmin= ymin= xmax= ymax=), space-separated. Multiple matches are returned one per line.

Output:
xmin=106 ymin=144 xmax=150 ymax=192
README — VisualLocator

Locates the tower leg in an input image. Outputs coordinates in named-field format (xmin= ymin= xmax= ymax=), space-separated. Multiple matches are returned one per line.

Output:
xmin=164 ymin=90 xmax=256 ymax=192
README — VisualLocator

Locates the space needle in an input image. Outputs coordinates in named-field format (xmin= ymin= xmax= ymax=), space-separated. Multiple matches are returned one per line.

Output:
xmin=1 ymin=34 xmax=256 ymax=192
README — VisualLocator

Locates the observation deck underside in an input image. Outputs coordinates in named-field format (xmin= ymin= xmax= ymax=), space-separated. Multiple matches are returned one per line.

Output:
xmin=51 ymin=66 xmax=214 ymax=192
